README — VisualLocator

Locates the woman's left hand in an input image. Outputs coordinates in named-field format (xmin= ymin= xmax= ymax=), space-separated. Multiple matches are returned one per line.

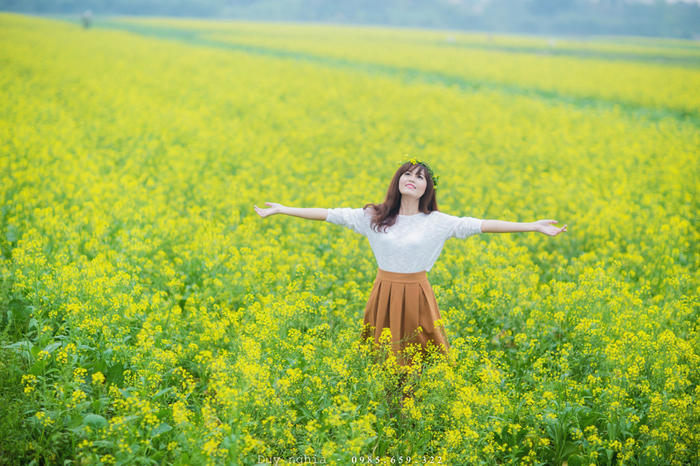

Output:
xmin=534 ymin=220 xmax=567 ymax=236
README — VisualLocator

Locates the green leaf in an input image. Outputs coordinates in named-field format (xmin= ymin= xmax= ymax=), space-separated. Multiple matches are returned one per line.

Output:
xmin=93 ymin=440 xmax=116 ymax=449
xmin=6 ymin=224 xmax=18 ymax=243
xmin=151 ymin=422 xmax=173 ymax=437
xmin=44 ymin=341 xmax=62 ymax=353
xmin=3 ymin=340 xmax=32 ymax=353
xmin=567 ymin=454 xmax=585 ymax=466
xmin=83 ymin=414 xmax=108 ymax=429
xmin=561 ymin=442 xmax=579 ymax=457
xmin=153 ymin=387 xmax=173 ymax=398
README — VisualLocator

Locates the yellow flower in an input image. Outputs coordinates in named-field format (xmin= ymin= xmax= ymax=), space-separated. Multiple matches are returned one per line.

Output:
xmin=22 ymin=374 xmax=38 ymax=394
xmin=92 ymin=371 xmax=105 ymax=384
xmin=69 ymin=389 xmax=87 ymax=408
xmin=35 ymin=410 xmax=54 ymax=427
xmin=172 ymin=400 xmax=191 ymax=425
xmin=202 ymin=438 xmax=220 ymax=457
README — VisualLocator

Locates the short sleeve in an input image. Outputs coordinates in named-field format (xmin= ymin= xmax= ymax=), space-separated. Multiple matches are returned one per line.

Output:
xmin=444 ymin=215 xmax=483 ymax=239
xmin=326 ymin=207 xmax=370 ymax=236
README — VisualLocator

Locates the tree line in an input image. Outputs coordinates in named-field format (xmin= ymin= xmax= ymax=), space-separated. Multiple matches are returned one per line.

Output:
xmin=2 ymin=0 xmax=699 ymax=39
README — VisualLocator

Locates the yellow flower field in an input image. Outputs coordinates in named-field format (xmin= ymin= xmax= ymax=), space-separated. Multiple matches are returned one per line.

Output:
xmin=0 ymin=12 xmax=698 ymax=465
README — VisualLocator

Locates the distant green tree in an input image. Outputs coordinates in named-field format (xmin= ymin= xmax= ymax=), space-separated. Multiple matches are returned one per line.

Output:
xmin=0 ymin=0 xmax=698 ymax=38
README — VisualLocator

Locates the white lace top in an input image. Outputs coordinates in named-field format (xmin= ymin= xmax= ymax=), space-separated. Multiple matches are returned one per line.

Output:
xmin=326 ymin=207 xmax=483 ymax=273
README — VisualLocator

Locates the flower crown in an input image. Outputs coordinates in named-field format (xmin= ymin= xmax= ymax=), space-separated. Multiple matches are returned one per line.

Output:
xmin=403 ymin=157 xmax=440 ymax=189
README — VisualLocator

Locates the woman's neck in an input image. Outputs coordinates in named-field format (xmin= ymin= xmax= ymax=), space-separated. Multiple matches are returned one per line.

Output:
xmin=398 ymin=197 xmax=420 ymax=216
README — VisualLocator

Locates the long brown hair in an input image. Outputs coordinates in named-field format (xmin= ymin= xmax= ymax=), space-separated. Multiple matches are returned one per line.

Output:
xmin=363 ymin=162 xmax=439 ymax=233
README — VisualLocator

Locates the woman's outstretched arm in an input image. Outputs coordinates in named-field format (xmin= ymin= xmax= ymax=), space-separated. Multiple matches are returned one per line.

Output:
xmin=254 ymin=202 xmax=328 ymax=221
xmin=482 ymin=219 xmax=567 ymax=236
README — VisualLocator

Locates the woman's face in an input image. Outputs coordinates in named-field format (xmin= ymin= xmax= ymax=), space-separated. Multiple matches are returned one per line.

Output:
xmin=398 ymin=166 xmax=427 ymax=199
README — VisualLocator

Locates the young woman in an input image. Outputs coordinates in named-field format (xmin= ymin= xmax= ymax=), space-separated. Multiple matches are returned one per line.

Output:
xmin=254 ymin=159 xmax=567 ymax=368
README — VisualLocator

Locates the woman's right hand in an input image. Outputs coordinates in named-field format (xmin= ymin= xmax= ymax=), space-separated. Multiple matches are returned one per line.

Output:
xmin=254 ymin=202 xmax=286 ymax=218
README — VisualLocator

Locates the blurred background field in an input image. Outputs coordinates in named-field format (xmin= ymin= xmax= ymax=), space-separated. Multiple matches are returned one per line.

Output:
xmin=0 ymin=11 xmax=698 ymax=466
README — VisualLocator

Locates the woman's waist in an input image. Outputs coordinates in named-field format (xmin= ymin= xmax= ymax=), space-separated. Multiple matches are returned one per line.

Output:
xmin=375 ymin=267 xmax=429 ymax=283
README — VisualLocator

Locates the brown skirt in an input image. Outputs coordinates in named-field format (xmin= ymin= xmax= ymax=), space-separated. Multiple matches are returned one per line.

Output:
xmin=360 ymin=268 xmax=450 ymax=366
